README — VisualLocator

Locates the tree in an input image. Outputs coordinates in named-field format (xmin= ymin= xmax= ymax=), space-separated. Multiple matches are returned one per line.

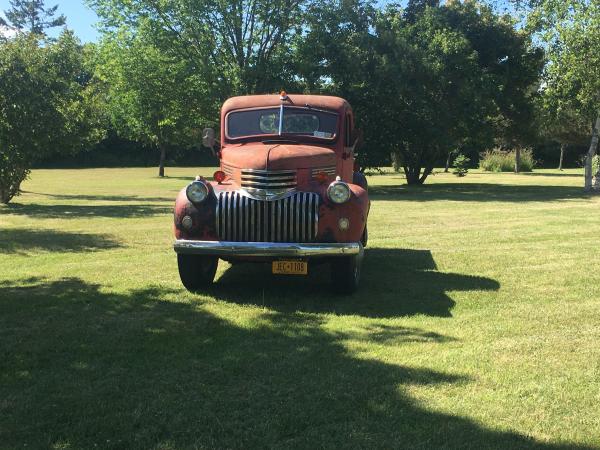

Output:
xmin=296 ymin=1 xmax=542 ymax=184
xmin=89 ymin=0 xmax=308 ymax=175
xmin=527 ymin=0 xmax=600 ymax=191
xmin=0 ymin=32 xmax=103 ymax=203
xmin=404 ymin=0 xmax=440 ymax=23
xmin=96 ymin=30 xmax=212 ymax=177
xmin=452 ymin=154 xmax=470 ymax=177
xmin=89 ymin=0 xmax=306 ymax=96
xmin=536 ymin=92 xmax=590 ymax=171
xmin=0 ymin=0 xmax=66 ymax=35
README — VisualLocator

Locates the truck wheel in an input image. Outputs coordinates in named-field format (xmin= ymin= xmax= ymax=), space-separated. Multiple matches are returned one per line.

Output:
xmin=177 ymin=254 xmax=218 ymax=292
xmin=331 ymin=253 xmax=363 ymax=294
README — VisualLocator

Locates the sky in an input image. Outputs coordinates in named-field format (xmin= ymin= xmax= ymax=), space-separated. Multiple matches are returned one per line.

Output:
xmin=0 ymin=0 xmax=100 ymax=42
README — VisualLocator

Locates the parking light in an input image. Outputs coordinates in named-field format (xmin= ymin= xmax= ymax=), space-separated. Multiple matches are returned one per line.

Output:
xmin=213 ymin=170 xmax=226 ymax=183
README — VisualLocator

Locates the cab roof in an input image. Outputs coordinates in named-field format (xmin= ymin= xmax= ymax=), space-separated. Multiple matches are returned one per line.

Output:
xmin=222 ymin=94 xmax=351 ymax=115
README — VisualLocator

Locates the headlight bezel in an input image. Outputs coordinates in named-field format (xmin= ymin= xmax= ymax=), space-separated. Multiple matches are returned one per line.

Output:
xmin=186 ymin=180 xmax=209 ymax=204
xmin=327 ymin=180 xmax=351 ymax=204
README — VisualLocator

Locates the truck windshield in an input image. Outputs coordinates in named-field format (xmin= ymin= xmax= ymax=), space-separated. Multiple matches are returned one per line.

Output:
xmin=226 ymin=106 xmax=338 ymax=140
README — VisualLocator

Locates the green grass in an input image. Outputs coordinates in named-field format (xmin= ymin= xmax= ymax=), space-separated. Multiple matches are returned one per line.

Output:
xmin=1 ymin=167 xmax=599 ymax=449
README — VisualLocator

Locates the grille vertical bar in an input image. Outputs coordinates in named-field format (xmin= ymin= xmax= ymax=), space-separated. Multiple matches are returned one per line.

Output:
xmin=270 ymin=200 xmax=276 ymax=242
xmin=302 ymin=193 xmax=306 ymax=241
xmin=215 ymin=192 xmax=221 ymax=235
xmin=216 ymin=192 xmax=319 ymax=243
xmin=292 ymin=196 xmax=297 ymax=241
xmin=283 ymin=197 xmax=288 ymax=241
xmin=306 ymin=192 xmax=314 ymax=243
xmin=263 ymin=200 xmax=268 ymax=242
xmin=314 ymin=198 xmax=319 ymax=238
xmin=232 ymin=193 xmax=238 ymax=241
xmin=249 ymin=198 xmax=256 ymax=242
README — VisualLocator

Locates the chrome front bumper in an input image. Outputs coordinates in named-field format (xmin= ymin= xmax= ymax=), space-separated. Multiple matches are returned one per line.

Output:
xmin=173 ymin=240 xmax=362 ymax=258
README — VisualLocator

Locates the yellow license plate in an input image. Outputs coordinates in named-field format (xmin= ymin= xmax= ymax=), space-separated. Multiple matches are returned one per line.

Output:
xmin=272 ymin=260 xmax=308 ymax=275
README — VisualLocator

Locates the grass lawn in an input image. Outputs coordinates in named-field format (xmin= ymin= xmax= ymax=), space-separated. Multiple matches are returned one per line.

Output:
xmin=1 ymin=167 xmax=599 ymax=449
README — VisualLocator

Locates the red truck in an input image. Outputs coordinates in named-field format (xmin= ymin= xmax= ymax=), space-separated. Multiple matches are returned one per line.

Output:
xmin=173 ymin=93 xmax=370 ymax=293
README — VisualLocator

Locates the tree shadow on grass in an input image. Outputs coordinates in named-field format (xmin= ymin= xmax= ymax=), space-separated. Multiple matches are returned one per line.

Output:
xmin=0 ymin=229 xmax=120 ymax=254
xmin=212 ymin=248 xmax=499 ymax=318
xmin=516 ymin=172 xmax=583 ymax=178
xmin=2 ymin=202 xmax=171 ymax=219
xmin=22 ymin=191 xmax=175 ymax=203
xmin=369 ymin=183 xmax=587 ymax=202
xmin=0 ymin=277 xmax=590 ymax=449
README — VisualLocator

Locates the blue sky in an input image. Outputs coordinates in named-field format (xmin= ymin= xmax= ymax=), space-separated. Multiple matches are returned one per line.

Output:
xmin=0 ymin=0 xmax=100 ymax=42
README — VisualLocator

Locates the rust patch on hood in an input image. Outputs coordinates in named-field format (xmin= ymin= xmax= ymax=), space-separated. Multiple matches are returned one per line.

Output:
xmin=222 ymin=143 xmax=336 ymax=171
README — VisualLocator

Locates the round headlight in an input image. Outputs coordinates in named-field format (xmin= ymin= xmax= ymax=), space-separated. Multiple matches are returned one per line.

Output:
xmin=327 ymin=181 xmax=351 ymax=204
xmin=186 ymin=181 xmax=209 ymax=203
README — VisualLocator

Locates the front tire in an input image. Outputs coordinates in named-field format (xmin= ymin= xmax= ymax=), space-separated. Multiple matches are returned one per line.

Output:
xmin=177 ymin=254 xmax=218 ymax=292
xmin=331 ymin=250 xmax=364 ymax=294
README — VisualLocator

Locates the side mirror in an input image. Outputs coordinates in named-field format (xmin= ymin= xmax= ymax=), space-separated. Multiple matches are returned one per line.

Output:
xmin=202 ymin=128 xmax=216 ymax=149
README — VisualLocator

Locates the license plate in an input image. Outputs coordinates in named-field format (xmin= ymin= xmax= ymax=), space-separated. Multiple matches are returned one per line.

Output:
xmin=272 ymin=260 xmax=308 ymax=275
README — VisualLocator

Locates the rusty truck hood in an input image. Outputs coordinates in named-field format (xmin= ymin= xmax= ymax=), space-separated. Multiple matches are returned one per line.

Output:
xmin=221 ymin=143 xmax=336 ymax=171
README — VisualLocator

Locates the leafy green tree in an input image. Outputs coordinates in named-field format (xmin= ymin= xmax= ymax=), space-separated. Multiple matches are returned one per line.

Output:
xmin=297 ymin=1 xmax=542 ymax=184
xmin=89 ymin=0 xmax=308 ymax=175
xmin=527 ymin=0 xmax=600 ymax=190
xmin=535 ymin=92 xmax=590 ymax=170
xmin=0 ymin=0 xmax=66 ymax=35
xmin=292 ymin=0 xmax=383 ymax=169
xmin=89 ymin=0 xmax=306 ymax=96
xmin=0 ymin=31 xmax=104 ymax=203
xmin=96 ymin=29 xmax=212 ymax=177
xmin=403 ymin=0 xmax=439 ymax=23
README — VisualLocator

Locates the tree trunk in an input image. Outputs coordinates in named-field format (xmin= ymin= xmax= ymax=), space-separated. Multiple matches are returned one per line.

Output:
xmin=558 ymin=143 xmax=565 ymax=171
xmin=158 ymin=145 xmax=166 ymax=178
xmin=584 ymin=115 xmax=600 ymax=192
xmin=444 ymin=152 xmax=452 ymax=172
xmin=404 ymin=166 xmax=422 ymax=185
xmin=419 ymin=165 xmax=434 ymax=184
xmin=514 ymin=147 xmax=521 ymax=173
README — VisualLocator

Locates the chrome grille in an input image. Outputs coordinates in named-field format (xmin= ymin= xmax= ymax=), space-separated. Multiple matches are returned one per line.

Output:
xmin=216 ymin=192 xmax=319 ymax=242
xmin=241 ymin=169 xmax=296 ymax=190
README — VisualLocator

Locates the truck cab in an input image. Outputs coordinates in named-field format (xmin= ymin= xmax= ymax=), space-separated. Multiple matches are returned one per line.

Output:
xmin=173 ymin=93 xmax=370 ymax=293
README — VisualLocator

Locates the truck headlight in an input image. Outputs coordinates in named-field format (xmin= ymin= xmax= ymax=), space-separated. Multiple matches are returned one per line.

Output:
xmin=327 ymin=180 xmax=351 ymax=204
xmin=186 ymin=180 xmax=209 ymax=203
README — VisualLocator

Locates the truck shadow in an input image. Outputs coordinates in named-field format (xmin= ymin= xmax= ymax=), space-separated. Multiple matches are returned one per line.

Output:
xmin=213 ymin=248 xmax=499 ymax=318
xmin=0 ymin=277 xmax=590 ymax=449
xmin=369 ymin=183 xmax=587 ymax=202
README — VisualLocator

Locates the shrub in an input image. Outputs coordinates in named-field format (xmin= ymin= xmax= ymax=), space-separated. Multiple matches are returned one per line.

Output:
xmin=452 ymin=154 xmax=470 ymax=177
xmin=0 ymin=154 xmax=29 ymax=204
xmin=479 ymin=148 xmax=535 ymax=172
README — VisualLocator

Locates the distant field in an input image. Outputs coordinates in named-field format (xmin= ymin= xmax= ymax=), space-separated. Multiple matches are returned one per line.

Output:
xmin=1 ymin=167 xmax=599 ymax=449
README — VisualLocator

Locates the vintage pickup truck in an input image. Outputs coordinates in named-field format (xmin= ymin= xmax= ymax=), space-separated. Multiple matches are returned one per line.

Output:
xmin=173 ymin=93 xmax=370 ymax=293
